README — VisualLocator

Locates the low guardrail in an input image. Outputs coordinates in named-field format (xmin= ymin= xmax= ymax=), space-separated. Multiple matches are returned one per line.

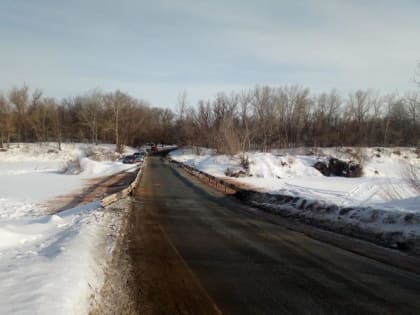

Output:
xmin=101 ymin=159 xmax=146 ymax=208
xmin=169 ymin=158 xmax=246 ymax=194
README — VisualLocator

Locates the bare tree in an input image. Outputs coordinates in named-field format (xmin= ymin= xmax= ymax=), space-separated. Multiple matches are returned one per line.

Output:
xmin=43 ymin=97 xmax=62 ymax=150
xmin=175 ymin=91 xmax=195 ymax=146
xmin=238 ymin=90 xmax=253 ymax=154
xmin=382 ymin=94 xmax=411 ymax=146
xmin=0 ymin=94 xmax=12 ymax=148
xmin=312 ymin=90 xmax=342 ymax=146
xmin=211 ymin=93 xmax=241 ymax=154
xmin=194 ymin=100 xmax=213 ymax=147
xmin=79 ymin=90 xmax=103 ymax=145
xmin=8 ymin=85 xmax=29 ymax=143
xmin=405 ymin=92 xmax=420 ymax=145
xmin=27 ymin=89 xmax=47 ymax=142
xmin=104 ymin=90 xmax=132 ymax=152
xmin=253 ymin=86 xmax=276 ymax=151
xmin=414 ymin=61 xmax=420 ymax=87
xmin=345 ymin=90 xmax=374 ymax=145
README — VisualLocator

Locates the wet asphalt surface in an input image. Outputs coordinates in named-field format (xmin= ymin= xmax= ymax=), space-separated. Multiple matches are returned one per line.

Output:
xmin=132 ymin=156 xmax=420 ymax=315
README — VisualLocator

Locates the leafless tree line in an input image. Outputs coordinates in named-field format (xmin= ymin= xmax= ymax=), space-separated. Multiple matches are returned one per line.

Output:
xmin=0 ymin=86 xmax=175 ymax=152
xmin=176 ymin=86 xmax=420 ymax=154
xmin=0 ymin=84 xmax=419 ymax=153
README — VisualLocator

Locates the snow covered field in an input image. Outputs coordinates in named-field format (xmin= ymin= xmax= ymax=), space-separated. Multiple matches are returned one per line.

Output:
xmin=170 ymin=147 xmax=420 ymax=252
xmin=0 ymin=143 xmax=136 ymax=314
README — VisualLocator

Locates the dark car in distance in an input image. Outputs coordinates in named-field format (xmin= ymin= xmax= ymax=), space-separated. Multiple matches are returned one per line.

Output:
xmin=123 ymin=152 xmax=145 ymax=164
xmin=122 ymin=155 xmax=136 ymax=164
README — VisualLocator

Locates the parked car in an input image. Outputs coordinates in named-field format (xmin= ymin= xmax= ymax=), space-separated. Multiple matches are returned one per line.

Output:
xmin=151 ymin=145 xmax=159 ymax=152
xmin=122 ymin=155 xmax=136 ymax=164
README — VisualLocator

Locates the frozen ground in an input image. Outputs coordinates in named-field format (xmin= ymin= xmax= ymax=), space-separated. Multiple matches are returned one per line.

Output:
xmin=170 ymin=147 xmax=420 ymax=252
xmin=0 ymin=143 xmax=137 ymax=314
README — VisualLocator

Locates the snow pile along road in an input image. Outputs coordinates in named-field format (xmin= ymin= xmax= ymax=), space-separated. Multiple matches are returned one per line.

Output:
xmin=170 ymin=147 xmax=420 ymax=253
xmin=0 ymin=143 xmax=137 ymax=314
xmin=0 ymin=202 xmax=109 ymax=314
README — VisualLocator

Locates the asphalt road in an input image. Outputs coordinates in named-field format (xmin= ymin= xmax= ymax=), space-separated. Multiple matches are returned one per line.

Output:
xmin=129 ymin=156 xmax=420 ymax=315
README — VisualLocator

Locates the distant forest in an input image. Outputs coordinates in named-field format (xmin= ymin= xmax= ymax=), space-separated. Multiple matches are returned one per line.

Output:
xmin=0 ymin=83 xmax=419 ymax=153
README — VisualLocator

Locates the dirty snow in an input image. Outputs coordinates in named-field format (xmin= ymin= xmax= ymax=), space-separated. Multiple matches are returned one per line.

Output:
xmin=0 ymin=143 xmax=136 ymax=314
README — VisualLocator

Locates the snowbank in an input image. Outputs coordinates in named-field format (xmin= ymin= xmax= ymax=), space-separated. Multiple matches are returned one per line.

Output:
xmin=0 ymin=202 xmax=119 ymax=314
xmin=170 ymin=147 xmax=420 ymax=212
xmin=0 ymin=143 xmax=137 ymax=314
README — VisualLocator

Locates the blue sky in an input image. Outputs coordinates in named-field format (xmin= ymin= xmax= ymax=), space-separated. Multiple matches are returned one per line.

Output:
xmin=1 ymin=0 xmax=419 ymax=107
